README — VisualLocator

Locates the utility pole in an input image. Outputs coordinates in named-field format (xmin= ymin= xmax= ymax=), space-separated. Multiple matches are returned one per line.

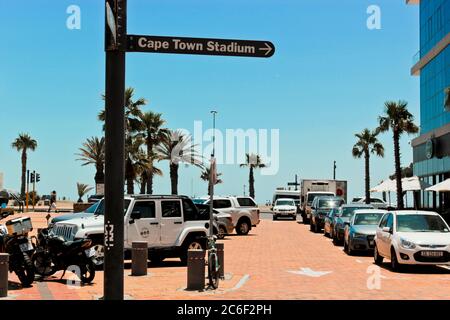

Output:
xmin=32 ymin=170 xmax=36 ymax=210
xmin=104 ymin=0 xmax=127 ymax=301
xmin=333 ymin=161 xmax=337 ymax=180
xmin=243 ymin=185 xmax=246 ymax=196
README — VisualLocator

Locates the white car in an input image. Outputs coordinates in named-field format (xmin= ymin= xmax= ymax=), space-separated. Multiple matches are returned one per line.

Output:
xmin=354 ymin=197 xmax=389 ymax=209
xmin=272 ymin=198 xmax=297 ymax=221
xmin=374 ymin=210 xmax=450 ymax=271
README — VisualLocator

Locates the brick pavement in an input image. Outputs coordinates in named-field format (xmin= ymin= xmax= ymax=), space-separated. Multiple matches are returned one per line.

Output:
xmin=2 ymin=212 xmax=450 ymax=300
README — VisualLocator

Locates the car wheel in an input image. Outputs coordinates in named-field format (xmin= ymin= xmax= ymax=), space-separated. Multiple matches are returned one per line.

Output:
xmin=345 ymin=240 xmax=354 ymax=256
xmin=273 ymin=215 xmax=277 ymax=221
xmin=309 ymin=220 xmax=314 ymax=232
xmin=390 ymin=248 xmax=403 ymax=272
xmin=91 ymin=244 xmax=105 ymax=268
xmin=314 ymin=222 xmax=320 ymax=233
xmin=150 ymin=254 xmax=165 ymax=265
xmin=236 ymin=220 xmax=250 ymax=235
xmin=217 ymin=226 xmax=227 ymax=239
xmin=374 ymin=245 xmax=383 ymax=265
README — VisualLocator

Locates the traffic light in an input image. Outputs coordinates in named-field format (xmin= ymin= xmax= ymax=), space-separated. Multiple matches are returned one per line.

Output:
xmin=36 ymin=173 xmax=40 ymax=183
xmin=105 ymin=0 xmax=127 ymax=51
xmin=30 ymin=172 xmax=35 ymax=183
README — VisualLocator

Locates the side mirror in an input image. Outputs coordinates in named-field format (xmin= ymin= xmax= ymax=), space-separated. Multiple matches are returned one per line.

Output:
xmin=130 ymin=211 xmax=141 ymax=221
xmin=382 ymin=226 xmax=393 ymax=234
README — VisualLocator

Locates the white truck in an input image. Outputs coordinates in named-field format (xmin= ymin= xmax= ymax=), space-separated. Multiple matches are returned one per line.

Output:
xmin=201 ymin=196 xmax=260 ymax=235
xmin=300 ymin=179 xmax=348 ymax=223
xmin=272 ymin=188 xmax=301 ymax=212
xmin=51 ymin=195 xmax=211 ymax=266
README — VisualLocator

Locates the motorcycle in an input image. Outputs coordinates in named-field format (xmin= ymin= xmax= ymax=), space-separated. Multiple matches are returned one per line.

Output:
xmin=32 ymin=228 xmax=96 ymax=284
xmin=0 ymin=215 xmax=35 ymax=287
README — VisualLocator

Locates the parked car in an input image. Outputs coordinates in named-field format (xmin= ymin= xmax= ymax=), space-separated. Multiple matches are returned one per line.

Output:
xmin=374 ymin=210 xmax=450 ymax=271
xmin=353 ymin=197 xmax=389 ymax=209
xmin=310 ymin=196 xmax=345 ymax=233
xmin=324 ymin=208 xmax=339 ymax=238
xmin=48 ymin=200 xmax=102 ymax=228
xmin=195 ymin=203 xmax=234 ymax=239
xmin=301 ymin=191 xmax=336 ymax=224
xmin=203 ymin=196 xmax=260 ymax=235
xmin=272 ymin=198 xmax=297 ymax=220
xmin=52 ymin=195 xmax=210 ymax=266
xmin=343 ymin=209 xmax=387 ymax=255
xmin=332 ymin=204 xmax=374 ymax=244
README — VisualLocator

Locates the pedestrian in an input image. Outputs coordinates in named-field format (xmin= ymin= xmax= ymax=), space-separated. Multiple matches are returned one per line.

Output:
xmin=48 ymin=190 xmax=57 ymax=213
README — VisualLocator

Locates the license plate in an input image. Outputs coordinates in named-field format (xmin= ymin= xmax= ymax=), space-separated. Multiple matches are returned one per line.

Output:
xmin=85 ymin=248 xmax=95 ymax=258
xmin=421 ymin=251 xmax=444 ymax=257
xmin=369 ymin=240 xmax=374 ymax=246
xmin=19 ymin=242 xmax=33 ymax=252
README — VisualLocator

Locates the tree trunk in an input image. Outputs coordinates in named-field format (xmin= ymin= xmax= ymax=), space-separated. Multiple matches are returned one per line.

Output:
xmin=20 ymin=149 xmax=27 ymax=198
xmin=146 ymin=139 xmax=153 ymax=194
xmin=170 ymin=163 xmax=179 ymax=195
xmin=249 ymin=167 xmax=255 ymax=199
xmin=140 ymin=171 xmax=147 ymax=194
xmin=365 ymin=150 xmax=370 ymax=205
xmin=393 ymin=130 xmax=404 ymax=209
xmin=125 ymin=157 xmax=134 ymax=195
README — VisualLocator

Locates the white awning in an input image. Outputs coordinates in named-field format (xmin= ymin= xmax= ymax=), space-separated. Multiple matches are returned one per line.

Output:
xmin=425 ymin=178 xmax=450 ymax=192
xmin=370 ymin=179 xmax=396 ymax=192
xmin=401 ymin=176 xmax=431 ymax=191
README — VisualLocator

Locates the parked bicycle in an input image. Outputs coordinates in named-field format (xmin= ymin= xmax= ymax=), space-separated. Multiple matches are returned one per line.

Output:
xmin=206 ymin=235 xmax=220 ymax=289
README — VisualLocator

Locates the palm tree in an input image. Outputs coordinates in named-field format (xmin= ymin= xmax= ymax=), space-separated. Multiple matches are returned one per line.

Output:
xmin=11 ymin=133 xmax=37 ymax=197
xmin=240 ymin=153 xmax=265 ymax=200
xmin=134 ymin=150 xmax=163 ymax=194
xmin=77 ymin=183 xmax=93 ymax=203
xmin=138 ymin=111 xmax=169 ymax=194
xmin=98 ymin=87 xmax=147 ymax=193
xmin=76 ymin=137 xmax=105 ymax=192
xmin=200 ymin=167 xmax=223 ymax=195
xmin=378 ymin=100 xmax=419 ymax=209
xmin=352 ymin=129 xmax=384 ymax=205
xmin=157 ymin=130 xmax=204 ymax=195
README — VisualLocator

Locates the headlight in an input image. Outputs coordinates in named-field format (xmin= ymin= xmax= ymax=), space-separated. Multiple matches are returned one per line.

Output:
xmin=400 ymin=238 xmax=416 ymax=249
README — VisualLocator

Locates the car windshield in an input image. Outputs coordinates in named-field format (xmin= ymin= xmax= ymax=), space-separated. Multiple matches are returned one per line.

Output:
xmin=276 ymin=200 xmax=295 ymax=206
xmin=396 ymin=214 xmax=450 ymax=233
xmin=84 ymin=202 xmax=100 ymax=214
xmin=95 ymin=199 xmax=131 ymax=216
xmin=341 ymin=207 xmax=367 ymax=218
xmin=318 ymin=200 xmax=341 ymax=209
xmin=192 ymin=199 xmax=206 ymax=204
xmin=353 ymin=213 xmax=384 ymax=225
xmin=307 ymin=193 xmax=333 ymax=205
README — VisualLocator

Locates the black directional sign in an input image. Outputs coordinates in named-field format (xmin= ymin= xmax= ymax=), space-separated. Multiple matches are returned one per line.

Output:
xmin=127 ymin=35 xmax=275 ymax=58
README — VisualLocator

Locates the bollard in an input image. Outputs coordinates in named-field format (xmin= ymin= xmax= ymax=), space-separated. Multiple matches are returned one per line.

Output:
xmin=0 ymin=254 xmax=9 ymax=298
xmin=216 ymin=243 xmax=225 ymax=279
xmin=187 ymin=249 xmax=205 ymax=290
xmin=131 ymin=241 xmax=148 ymax=276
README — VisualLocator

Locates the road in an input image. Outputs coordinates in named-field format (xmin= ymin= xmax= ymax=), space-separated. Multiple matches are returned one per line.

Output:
xmin=3 ymin=212 xmax=450 ymax=300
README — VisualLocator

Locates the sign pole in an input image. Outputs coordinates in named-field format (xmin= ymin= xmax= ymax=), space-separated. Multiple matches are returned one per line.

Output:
xmin=104 ymin=0 xmax=127 ymax=301
xmin=26 ymin=170 xmax=29 ymax=212
xmin=32 ymin=170 xmax=36 ymax=210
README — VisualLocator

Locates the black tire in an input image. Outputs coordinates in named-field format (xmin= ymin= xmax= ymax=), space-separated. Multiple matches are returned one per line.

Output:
xmin=208 ymin=253 xmax=220 ymax=289
xmin=345 ymin=240 xmax=354 ymax=256
xmin=272 ymin=215 xmax=277 ymax=221
xmin=236 ymin=220 xmax=251 ymax=235
xmin=309 ymin=219 xmax=314 ymax=231
xmin=80 ymin=259 xmax=96 ymax=284
xmin=15 ymin=252 xmax=35 ymax=287
xmin=150 ymin=254 xmax=165 ymax=265
xmin=374 ymin=245 xmax=383 ymax=265
xmin=180 ymin=237 xmax=206 ymax=265
xmin=390 ymin=248 xmax=402 ymax=272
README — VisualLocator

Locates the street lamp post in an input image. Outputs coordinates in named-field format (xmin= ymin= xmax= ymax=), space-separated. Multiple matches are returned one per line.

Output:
xmin=209 ymin=111 xmax=218 ymax=237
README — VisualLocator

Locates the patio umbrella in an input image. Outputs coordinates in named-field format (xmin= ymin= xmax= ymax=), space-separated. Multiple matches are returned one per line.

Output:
xmin=370 ymin=179 xmax=396 ymax=192
xmin=401 ymin=176 xmax=431 ymax=191
xmin=426 ymin=178 xmax=450 ymax=192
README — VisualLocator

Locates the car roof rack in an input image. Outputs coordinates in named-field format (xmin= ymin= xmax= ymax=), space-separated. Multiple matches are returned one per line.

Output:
xmin=128 ymin=194 xmax=190 ymax=200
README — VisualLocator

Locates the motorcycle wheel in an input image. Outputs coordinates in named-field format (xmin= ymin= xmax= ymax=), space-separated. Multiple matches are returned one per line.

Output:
xmin=15 ymin=252 xmax=35 ymax=287
xmin=33 ymin=252 xmax=56 ymax=277
xmin=80 ymin=259 xmax=96 ymax=284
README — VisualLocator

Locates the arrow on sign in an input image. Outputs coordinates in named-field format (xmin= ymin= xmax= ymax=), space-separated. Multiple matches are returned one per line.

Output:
xmin=259 ymin=42 xmax=273 ymax=56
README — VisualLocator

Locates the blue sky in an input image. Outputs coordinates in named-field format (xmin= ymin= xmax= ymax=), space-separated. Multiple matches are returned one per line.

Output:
xmin=0 ymin=0 xmax=420 ymax=203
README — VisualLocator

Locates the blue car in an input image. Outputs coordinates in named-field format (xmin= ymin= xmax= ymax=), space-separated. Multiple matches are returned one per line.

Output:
xmin=332 ymin=204 xmax=374 ymax=245
xmin=344 ymin=209 xmax=387 ymax=255
xmin=49 ymin=200 xmax=102 ymax=228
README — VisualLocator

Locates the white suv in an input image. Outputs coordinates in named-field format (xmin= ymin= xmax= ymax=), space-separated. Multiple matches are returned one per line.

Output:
xmin=51 ymin=195 xmax=210 ymax=266
xmin=201 ymin=196 xmax=260 ymax=235
xmin=374 ymin=210 xmax=450 ymax=271
xmin=272 ymin=198 xmax=297 ymax=220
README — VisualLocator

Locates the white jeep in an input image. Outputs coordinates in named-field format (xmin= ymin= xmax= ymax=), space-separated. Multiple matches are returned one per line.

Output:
xmin=51 ymin=195 xmax=210 ymax=266
xmin=201 ymin=196 xmax=260 ymax=235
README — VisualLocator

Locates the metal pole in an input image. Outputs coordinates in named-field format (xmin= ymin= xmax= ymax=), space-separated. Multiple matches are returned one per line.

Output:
xmin=32 ymin=170 xmax=36 ymax=211
xmin=209 ymin=111 xmax=218 ymax=237
xmin=333 ymin=161 xmax=336 ymax=180
xmin=104 ymin=0 xmax=127 ymax=301
xmin=26 ymin=170 xmax=29 ymax=212
xmin=0 ymin=253 xmax=8 ymax=298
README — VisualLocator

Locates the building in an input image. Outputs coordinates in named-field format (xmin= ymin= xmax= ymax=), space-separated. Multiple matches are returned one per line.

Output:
xmin=410 ymin=0 xmax=450 ymax=210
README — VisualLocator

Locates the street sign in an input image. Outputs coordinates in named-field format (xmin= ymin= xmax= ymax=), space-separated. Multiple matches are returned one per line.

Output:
xmin=127 ymin=35 xmax=275 ymax=58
